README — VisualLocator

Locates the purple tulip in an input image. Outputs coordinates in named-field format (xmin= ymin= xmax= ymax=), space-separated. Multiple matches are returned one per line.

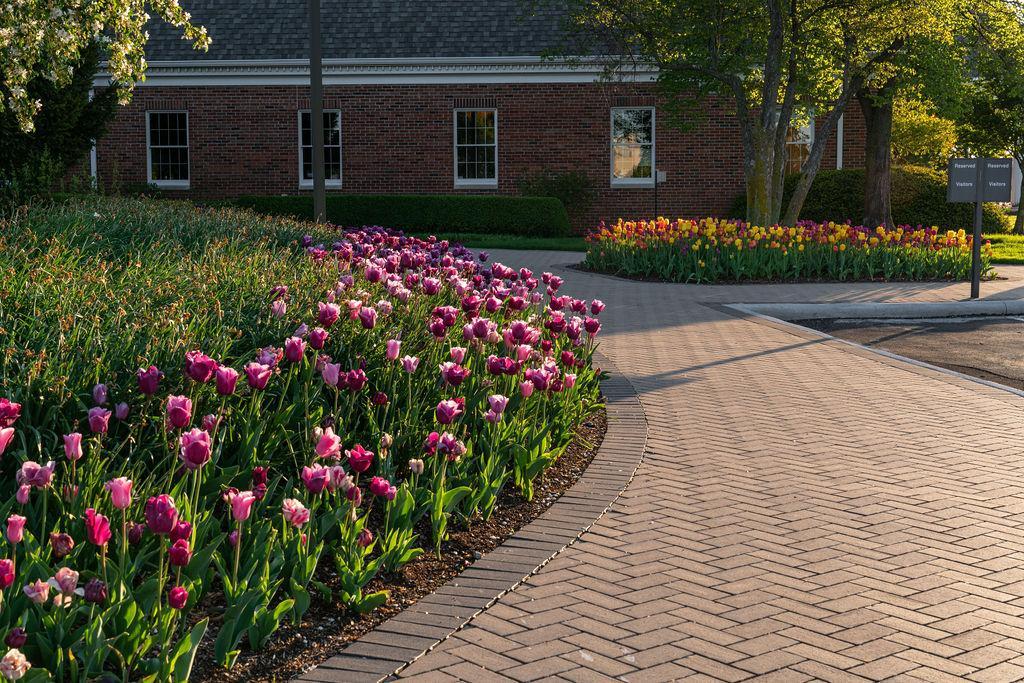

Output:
xmin=87 ymin=407 xmax=111 ymax=434
xmin=136 ymin=366 xmax=163 ymax=395
xmin=114 ymin=402 xmax=130 ymax=420
xmin=317 ymin=302 xmax=341 ymax=328
xmin=401 ymin=356 xmax=419 ymax=374
xmin=309 ymin=327 xmax=329 ymax=350
xmin=145 ymin=494 xmax=178 ymax=535
xmin=358 ymin=307 xmax=378 ymax=329
xmin=435 ymin=398 xmax=464 ymax=425
xmin=179 ymin=428 xmax=212 ymax=470
xmin=92 ymin=383 xmax=108 ymax=405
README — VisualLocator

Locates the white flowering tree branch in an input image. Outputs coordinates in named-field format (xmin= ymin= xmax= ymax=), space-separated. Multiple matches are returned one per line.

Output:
xmin=0 ymin=0 xmax=210 ymax=132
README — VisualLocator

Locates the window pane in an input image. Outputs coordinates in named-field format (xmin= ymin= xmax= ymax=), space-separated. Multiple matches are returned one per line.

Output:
xmin=612 ymin=144 xmax=652 ymax=179
xmin=612 ymin=109 xmax=652 ymax=144
xmin=454 ymin=110 xmax=497 ymax=181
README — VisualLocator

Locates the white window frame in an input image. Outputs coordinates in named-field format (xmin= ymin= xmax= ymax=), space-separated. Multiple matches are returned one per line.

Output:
xmin=298 ymin=109 xmax=343 ymax=189
xmin=453 ymin=108 xmax=498 ymax=188
xmin=610 ymin=107 xmax=656 ymax=188
xmin=146 ymin=110 xmax=190 ymax=189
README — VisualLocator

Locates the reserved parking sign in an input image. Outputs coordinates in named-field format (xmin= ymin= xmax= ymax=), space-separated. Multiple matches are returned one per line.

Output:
xmin=947 ymin=158 xmax=1012 ymax=203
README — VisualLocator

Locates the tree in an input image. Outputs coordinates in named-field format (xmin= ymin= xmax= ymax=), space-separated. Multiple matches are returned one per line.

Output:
xmin=1 ymin=1 xmax=209 ymax=132
xmin=957 ymin=5 xmax=1024 ymax=232
xmin=551 ymin=0 xmax=944 ymax=226
xmin=891 ymin=97 xmax=957 ymax=168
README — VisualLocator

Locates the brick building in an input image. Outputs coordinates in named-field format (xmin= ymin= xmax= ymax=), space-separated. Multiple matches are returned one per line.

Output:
xmin=91 ymin=1 xmax=864 ymax=228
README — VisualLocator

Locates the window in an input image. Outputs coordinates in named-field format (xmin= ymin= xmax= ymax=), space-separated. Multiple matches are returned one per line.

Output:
xmin=146 ymin=111 xmax=189 ymax=188
xmin=611 ymin=107 xmax=655 ymax=186
xmin=299 ymin=110 xmax=342 ymax=187
xmin=454 ymin=110 xmax=497 ymax=186
xmin=786 ymin=117 xmax=814 ymax=174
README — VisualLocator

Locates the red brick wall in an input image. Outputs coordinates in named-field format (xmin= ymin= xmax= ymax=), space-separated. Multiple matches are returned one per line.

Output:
xmin=94 ymin=82 xmax=865 ymax=230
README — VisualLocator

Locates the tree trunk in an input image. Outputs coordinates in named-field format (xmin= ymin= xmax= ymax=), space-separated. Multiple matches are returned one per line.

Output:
xmin=858 ymin=87 xmax=895 ymax=229
xmin=745 ymin=132 xmax=781 ymax=226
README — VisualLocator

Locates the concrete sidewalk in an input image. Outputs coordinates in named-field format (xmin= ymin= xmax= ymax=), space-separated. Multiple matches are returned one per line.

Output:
xmin=396 ymin=257 xmax=1024 ymax=682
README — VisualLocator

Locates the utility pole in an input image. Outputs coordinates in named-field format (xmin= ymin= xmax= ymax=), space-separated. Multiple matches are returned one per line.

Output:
xmin=309 ymin=0 xmax=326 ymax=223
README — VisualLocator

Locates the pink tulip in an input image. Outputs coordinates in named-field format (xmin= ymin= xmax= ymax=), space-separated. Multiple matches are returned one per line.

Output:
xmin=178 ymin=428 xmax=212 ymax=470
xmin=6 ymin=515 xmax=26 ymax=544
xmin=87 ymin=407 xmax=111 ymax=434
xmin=136 ymin=366 xmax=163 ymax=395
xmin=15 ymin=486 xmax=29 ymax=505
xmin=228 ymin=490 xmax=257 ymax=522
xmin=439 ymin=362 xmax=471 ymax=386
xmin=185 ymin=350 xmax=219 ymax=383
xmin=17 ymin=461 xmax=54 ymax=489
xmin=145 ymin=494 xmax=178 ymax=535
xmin=386 ymin=339 xmax=401 ymax=361
xmin=244 ymin=362 xmax=273 ymax=390
xmin=201 ymin=413 xmax=219 ymax=432
xmin=590 ymin=299 xmax=606 ymax=315
xmin=368 ymin=476 xmax=392 ymax=498
xmin=270 ymin=298 xmax=287 ymax=319
xmin=49 ymin=566 xmax=79 ymax=596
xmin=317 ymin=302 xmax=341 ymax=327
xmin=435 ymin=398 xmax=464 ymax=425
xmin=23 ymin=578 xmax=50 ymax=605
xmin=169 ymin=520 xmax=192 ymax=543
xmin=301 ymin=464 xmax=330 ymax=494
xmin=284 ymin=336 xmax=307 ymax=363
xmin=488 ymin=394 xmax=509 ymax=414
xmin=105 ymin=477 xmax=133 ymax=510
xmin=282 ymin=499 xmax=310 ymax=527
xmin=315 ymin=428 xmax=341 ymax=459
xmin=165 ymin=396 xmax=192 ymax=429
xmin=321 ymin=362 xmax=341 ymax=387
xmin=0 ymin=428 xmax=13 ymax=457
xmin=85 ymin=508 xmax=112 ymax=546
xmin=215 ymin=366 xmax=239 ymax=396
xmin=401 ymin=356 xmax=420 ymax=373
xmin=520 ymin=381 xmax=534 ymax=398
xmin=564 ymin=374 xmax=577 ymax=389
xmin=345 ymin=444 xmax=374 ymax=473
xmin=449 ymin=347 xmax=467 ymax=364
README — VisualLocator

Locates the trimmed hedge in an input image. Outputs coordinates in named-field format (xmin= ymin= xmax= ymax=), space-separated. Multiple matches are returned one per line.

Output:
xmin=729 ymin=165 xmax=1012 ymax=232
xmin=233 ymin=194 xmax=572 ymax=237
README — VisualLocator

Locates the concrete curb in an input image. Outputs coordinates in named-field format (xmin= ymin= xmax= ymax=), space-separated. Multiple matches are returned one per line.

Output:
xmin=728 ymin=298 xmax=1024 ymax=321
xmin=294 ymin=349 xmax=648 ymax=683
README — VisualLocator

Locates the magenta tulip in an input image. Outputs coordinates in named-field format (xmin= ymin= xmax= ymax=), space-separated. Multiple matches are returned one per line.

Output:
xmin=168 ymin=585 xmax=188 ymax=610
xmin=85 ymin=508 xmax=112 ymax=547
xmin=0 ymin=559 xmax=13 ymax=589
xmin=244 ymin=362 xmax=272 ymax=390
xmin=165 ymin=395 xmax=192 ymax=429
xmin=228 ymin=490 xmax=257 ymax=522
xmin=358 ymin=307 xmax=378 ymax=329
xmin=315 ymin=428 xmax=341 ymax=459
xmin=284 ymin=336 xmax=306 ymax=363
xmin=0 ymin=398 xmax=21 ymax=428
xmin=317 ymin=302 xmax=341 ymax=327
xmin=169 ymin=539 xmax=192 ymax=567
xmin=0 ymin=428 xmax=13 ymax=457
xmin=184 ymin=350 xmax=219 ymax=383
xmin=435 ymin=398 xmax=464 ymax=425
xmin=301 ymin=464 xmax=330 ymax=494
xmin=215 ymin=366 xmax=239 ymax=396
xmin=346 ymin=444 xmax=374 ymax=473
xmin=309 ymin=327 xmax=329 ymax=350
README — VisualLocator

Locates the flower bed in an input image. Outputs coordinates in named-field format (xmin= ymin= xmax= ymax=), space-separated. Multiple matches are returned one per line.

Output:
xmin=0 ymin=198 xmax=604 ymax=681
xmin=584 ymin=217 xmax=995 ymax=283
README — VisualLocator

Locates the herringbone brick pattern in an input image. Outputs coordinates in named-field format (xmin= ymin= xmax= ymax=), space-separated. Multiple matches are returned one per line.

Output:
xmin=396 ymin=257 xmax=1024 ymax=682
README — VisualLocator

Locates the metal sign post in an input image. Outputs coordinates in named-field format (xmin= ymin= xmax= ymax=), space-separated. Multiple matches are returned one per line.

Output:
xmin=947 ymin=158 xmax=1012 ymax=299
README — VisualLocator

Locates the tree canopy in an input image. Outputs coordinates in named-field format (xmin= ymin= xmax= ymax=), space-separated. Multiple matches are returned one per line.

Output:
xmin=1 ymin=1 xmax=209 ymax=132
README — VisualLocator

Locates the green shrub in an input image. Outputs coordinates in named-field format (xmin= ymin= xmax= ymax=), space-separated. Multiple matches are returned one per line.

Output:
xmin=729 ymin=165 xmax=1012 ymax=232
xmin=234 ymin=194 xmax=572 ymax=237
xmin=517 ymin=170 xmax=595 ymax=219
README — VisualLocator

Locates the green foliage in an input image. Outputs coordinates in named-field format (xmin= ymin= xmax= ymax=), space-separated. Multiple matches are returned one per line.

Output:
xmin=234 ymin=194 xmax=572 ymax=237
xmin=730 ymin=166 xmax=1011 ymax=232
xmin=892 ymin=98 xmax=958 ymax=168
xmin=516 ymin=169 xmax=595 ymax=219
xmin=0 ymin=43 xmax=116 ymax=209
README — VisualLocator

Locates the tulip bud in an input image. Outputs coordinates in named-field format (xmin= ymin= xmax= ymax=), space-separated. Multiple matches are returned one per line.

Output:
xmin=92 ymin=383 xmax=108 ymax=406
xmin=84 ymin=578 xmax=108 ymax=605
xmin=4 ymin=628 xmax=27 ymax=648
xmin=357 ymin=528 xmax=374 ymax=548
xmin=168 ymin=585 xmax=188 ymax=610
xmin=408 ymin=459 xmax=425 ymax=475
xmin=49 ymin=532 xmax=75 ymax=559
xmin=127 ymin=522 xmax=145 ymax=545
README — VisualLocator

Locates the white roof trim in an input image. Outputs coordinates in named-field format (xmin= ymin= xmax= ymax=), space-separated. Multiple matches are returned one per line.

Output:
xmin=94 ymin=56 xmax=658 ymax=87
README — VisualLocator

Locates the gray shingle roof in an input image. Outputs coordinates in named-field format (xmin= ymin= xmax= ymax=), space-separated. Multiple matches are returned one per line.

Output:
xmin=146 ymin=1 xmax=570 ymax=61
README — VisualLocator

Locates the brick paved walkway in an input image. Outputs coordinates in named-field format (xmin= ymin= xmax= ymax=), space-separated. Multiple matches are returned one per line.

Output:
xmin=393 ymin=256 xmax=1024 ymax=683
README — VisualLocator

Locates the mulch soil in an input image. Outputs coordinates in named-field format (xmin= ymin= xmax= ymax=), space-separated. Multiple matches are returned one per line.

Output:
xmin=190 ymin=408 xmax=607 ymax=682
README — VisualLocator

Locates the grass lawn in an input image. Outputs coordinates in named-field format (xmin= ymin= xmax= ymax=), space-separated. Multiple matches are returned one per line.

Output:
xmin=408 ymin=232 xmax=587 ymax=252
xmin=986 ymin=234 xmax=1024 ymax=264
